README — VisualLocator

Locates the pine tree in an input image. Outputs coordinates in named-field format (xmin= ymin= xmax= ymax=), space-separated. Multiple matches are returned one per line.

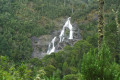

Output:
xmin=62 ymin=62 xmax=68 ymax=71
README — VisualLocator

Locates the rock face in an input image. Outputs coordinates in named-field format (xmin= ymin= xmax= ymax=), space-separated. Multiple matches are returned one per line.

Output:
xmin=31 ymin=18 xmax=82 ymax=59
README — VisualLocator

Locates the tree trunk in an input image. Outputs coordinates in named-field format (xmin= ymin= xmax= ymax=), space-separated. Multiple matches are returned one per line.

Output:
xmin=98 ymin=0 xmax=104 ymax=49
xmin=98 ymin=1 xmax=105 ymax=79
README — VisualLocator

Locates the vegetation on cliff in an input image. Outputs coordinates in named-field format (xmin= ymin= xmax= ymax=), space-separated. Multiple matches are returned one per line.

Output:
xmin=0 ymin=0 xmax=120 ymax=80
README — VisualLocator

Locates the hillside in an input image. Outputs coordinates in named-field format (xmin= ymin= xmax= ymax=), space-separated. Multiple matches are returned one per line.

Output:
xmin=0 ymin=0 xmax=120 ymax=80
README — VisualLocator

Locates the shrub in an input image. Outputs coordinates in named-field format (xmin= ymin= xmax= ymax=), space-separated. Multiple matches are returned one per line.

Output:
xmin=44 ymin=65 xmax=56 ymax=77
xmin=63 ymin=74 xmax=78 ymax=80
xmin=34 ymin=69 xmax=46 ymax=80
xmin=81 ymin=44 xmax=120 ymax=80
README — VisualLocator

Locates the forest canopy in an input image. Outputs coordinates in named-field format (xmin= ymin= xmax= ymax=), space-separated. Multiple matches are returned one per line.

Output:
xmin=0 ymin=0 xmax=120 ymax=80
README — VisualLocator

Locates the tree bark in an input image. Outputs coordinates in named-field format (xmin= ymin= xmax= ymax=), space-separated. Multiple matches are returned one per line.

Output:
xmin=98 ymin=0 xmax=104 ymax=49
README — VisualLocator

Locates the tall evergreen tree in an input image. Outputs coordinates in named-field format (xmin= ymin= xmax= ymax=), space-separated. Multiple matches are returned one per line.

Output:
xmin=98 ymin=0 xmax=104 ymax=49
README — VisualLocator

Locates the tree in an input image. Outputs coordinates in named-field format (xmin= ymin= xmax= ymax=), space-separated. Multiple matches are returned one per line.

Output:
xmin=62 ymin=62 xmax=70 ymax=75
xmin=73 ymin=40 xmax=93 ymax=64
xmin=98 ymin=0 xmax=104 ymax=49
xmin=44 ymin=65 xmax=56 ymax=77
xmin=112 ymin=7 xmax=120 ymax=54
xmin=63 ymin=74 xmax=78 ymax=80
xmin=104 ymin=21 xmax=118 ymax=53
xmin=81 ymin=44 xmax=120 ymax=80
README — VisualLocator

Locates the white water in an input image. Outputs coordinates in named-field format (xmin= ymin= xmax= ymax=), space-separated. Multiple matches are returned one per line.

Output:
xmin=69 ymin=30 xmax=73 ymax=39
xmin=59 ymin=28 xmax=65 ymax=42
xmin=67 ymin=18 xmax=73 ymax=39
xmin=47 ymin=37 xmax=56 ymax=54
xmin=59 ymin=17 xmax=73 ymax=41
xmin=47 ymin=43 xmax=51 ymax=54
xmin=47 ymin=17 xmax=74 ymax=55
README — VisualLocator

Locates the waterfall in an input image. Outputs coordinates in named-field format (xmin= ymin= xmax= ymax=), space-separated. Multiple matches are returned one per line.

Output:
xmin=69 ymin=30 xmax=73 ymax=39
xmin=59 ymin=28 xmax=65 ymax=42
xmin=68 ymin=18 xmax=73 ymax=39
xmin=47 ymin=37 xmax=56 ymax=54
xmin=61 ymin=17 xmax=73 ymax=40
xmin=31 ymin=17 xmax=81 ymax=58
xmin=47 ymin=43 xmax=51 ymax=54
xmin=47 ymin=17 xmax=74 ymax=55
xmin=63 ymin=18 xmax=69 ymax=28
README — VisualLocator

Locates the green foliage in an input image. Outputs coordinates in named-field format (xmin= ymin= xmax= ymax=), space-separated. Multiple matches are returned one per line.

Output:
xmin=62 ymin=62 xmax=68 ymax=71
xmin=73 ymin=40 xmax=93 ymax=69
xmin=0 ymin=0 xmax=98 ymax=61
xmin=0 ymin=56 xmax=11 ymax=70
xmin=69 ymin=67 xmax=78 ymax=74
xmin=44 ymin=65 xmax=56 ymax=77
xmin=105 ymin=21 xmax=120 ymax=64
xmin=63 ymin=74 xmax=78 ymax=80
xmin=73 ymin=40 xmax=93 ymax=54
xmin=0 ymin=56 xmax=33 ymax=80
xmin=29 ymin=58 xmax=42 ymax=67
xmin=17 ymin=63 xmax=32 ymax=79
xmin=34 ymin=69 xmax=46 ymax=80
xmin=87 ymin=34 xmax=98 ymax=48
xmin=0 ymin=0 xmax=120 ymax=80
xmin=55 ymin=69 xmax=62 ymax=79
xmin=41 ymin=40 xmax=94 ymax=79
xmin=62 ymin=62 xmax=70 ymax=75
xmin=81 ymin=44 xmax=120 ymax=80
xmin=105 ymin=21 xmax=118 ymax=53
xmin=0 ymin=69 xmax=12 ymax=80
xmin=78 ymin=22 xmax=98 ymax=40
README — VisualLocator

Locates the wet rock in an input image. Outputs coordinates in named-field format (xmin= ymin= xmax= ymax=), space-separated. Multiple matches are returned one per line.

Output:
xmin=31 ymin=19 xmax=82 ymax=59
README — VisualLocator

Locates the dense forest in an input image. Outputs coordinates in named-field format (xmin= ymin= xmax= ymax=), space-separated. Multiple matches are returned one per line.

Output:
xmin=0 ymin=0 xmax=120 ymax=80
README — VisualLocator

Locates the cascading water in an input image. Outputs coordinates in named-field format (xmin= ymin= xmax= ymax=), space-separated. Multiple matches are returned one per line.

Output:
xmin=32 ymin=17 xmax=81 ymax=58
xmin=47 ymin=37 xmax=56 ymax=54
xmin=47 ymin=43 xmax=51 ymax=54
xmin=69 ymin=30 xmax=73 ymax=39
xmin=59 ymin=28 xmax=65 ymax=42
xmin=67 ymin=18 xmax=73 ymax=39
xmin=61 ymin=17 xmax=73 ymax=40
xmin=47 ymin=17 xmax=74 ymax=55
xmin=63 ymin=18 xmax=69 ymax=28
